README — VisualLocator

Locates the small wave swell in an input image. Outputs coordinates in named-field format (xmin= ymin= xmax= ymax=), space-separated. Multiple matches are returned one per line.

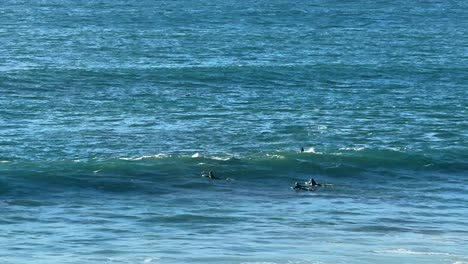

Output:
xmin=1 ymin=148 xmax=466 ymax=195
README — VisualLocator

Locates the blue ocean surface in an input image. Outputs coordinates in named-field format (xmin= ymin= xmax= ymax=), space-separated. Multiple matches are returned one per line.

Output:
xmin=1 ymin=0 xmax=467 ymax=263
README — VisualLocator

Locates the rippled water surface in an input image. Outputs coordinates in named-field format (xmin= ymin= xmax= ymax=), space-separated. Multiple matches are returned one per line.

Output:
xmin=1 ymin=0 xmax=467 ymax=263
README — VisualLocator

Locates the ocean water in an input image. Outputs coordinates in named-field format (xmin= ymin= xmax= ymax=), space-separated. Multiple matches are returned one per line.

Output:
xmin=1 ymin=0 xmax=468 ymax=263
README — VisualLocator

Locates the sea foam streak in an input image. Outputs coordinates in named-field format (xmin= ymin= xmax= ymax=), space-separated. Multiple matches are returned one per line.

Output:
xmin=119 ymin=154 xmax=170 ymax=161
xmin=374 ymin=249 xmax=452 ymax=256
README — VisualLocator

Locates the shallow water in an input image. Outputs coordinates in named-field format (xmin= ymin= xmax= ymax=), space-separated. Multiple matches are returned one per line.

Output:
xmin=1 ymin=0 xmax=467 ymax=263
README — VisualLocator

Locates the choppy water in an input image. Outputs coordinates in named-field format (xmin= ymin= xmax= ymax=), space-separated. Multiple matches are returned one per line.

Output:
xmin=1 ymin=0 xmax=467 ymax=263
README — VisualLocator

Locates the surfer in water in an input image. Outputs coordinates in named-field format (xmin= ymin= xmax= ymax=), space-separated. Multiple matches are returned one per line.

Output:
xmin=202 ymin=171 xmax=220 ymax=180
xmin=306 ymin=178 xmax=321 ymax=186
xmin=301 ymin=147 xmax=304 ymax=152
xmin=305 ymin=178 xmax=332 ymax=187
xmin=292 ymin=182 xmax=314 ymax=191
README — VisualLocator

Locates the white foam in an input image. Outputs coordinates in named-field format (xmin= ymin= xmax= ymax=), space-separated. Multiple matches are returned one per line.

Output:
xmin=0 ymin=161 xmax=10 ymax=163
xmin=119 ymin=154 xmax=170 ymax=161
xmin=191 ymin=153 xmax=201 ymax=158
xmin=374 ymin=249 xmax=451 ymax=256
xmin=387 ymin=147 xmax=403 ymax=152
xmin=303 ymin=147 xmax=321 ymax=154
xmin=339 ymin=147 xmax=365 ymax=151
xmin=266 ymin=154 xmax=285 ymax=159
xmin=211 ymin=156 xmax=231 ymax=161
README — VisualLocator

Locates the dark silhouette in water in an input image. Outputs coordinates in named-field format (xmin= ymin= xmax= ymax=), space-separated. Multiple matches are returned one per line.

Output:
xmin=301 ymin=147 xmax=304 ymax=152
xmin=202 ymin=171 xmax=220 ymax=180
xmin=305 ymin=178 xmax=333 ymax=187
xmin=293 ymin=182 xmax=302 ymax=189
xmin=292 ymin=181 xmax=314 ymax=191
xmin=208 ymin=171 xmax=218 ymax=179
xmin=306 ymin=178 xmax=322 ymax=186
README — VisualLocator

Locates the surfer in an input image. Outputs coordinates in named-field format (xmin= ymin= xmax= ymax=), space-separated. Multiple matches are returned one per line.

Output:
xmin=208 ymin=171 xmax=218 ymax=179
xmin=305 ymin=178 xmax=333 ymax=187
xmin=202 ymin=171 xmax=220 ymax=180
xmin=292 ymin=182 xmax=314 ymax=191
xmin=306 ymin=178 xmax=322 ymax=186
xmin=293 ymin=182 xmax=302 ymax=189
xmin=301 ymin=147 xmax=304 ymax=152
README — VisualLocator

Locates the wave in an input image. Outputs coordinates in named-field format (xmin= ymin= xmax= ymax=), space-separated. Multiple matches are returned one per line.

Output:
xmin=0 ymin=61 xmax=340 ymax=73
xmin=2 ymin=148 xmax=467 ymax=176
xmin=119 ymin=154 xmax=171 ymax=161
xmin=6 ymin=59 xmax=465 ymax=76
xmin=1 ymin=148 xmax=466 ymax=195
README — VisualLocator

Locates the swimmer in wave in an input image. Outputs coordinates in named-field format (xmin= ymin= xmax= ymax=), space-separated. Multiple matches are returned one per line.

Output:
xmin=202 ymin=171 xmax=220 ymax=180
xmin=292 ymin=181 xmax=315 ymax=191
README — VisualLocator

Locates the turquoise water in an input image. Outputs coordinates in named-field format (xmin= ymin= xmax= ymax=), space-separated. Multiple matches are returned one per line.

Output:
xmin=1 ymin=0 xmax=468 ymax=263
